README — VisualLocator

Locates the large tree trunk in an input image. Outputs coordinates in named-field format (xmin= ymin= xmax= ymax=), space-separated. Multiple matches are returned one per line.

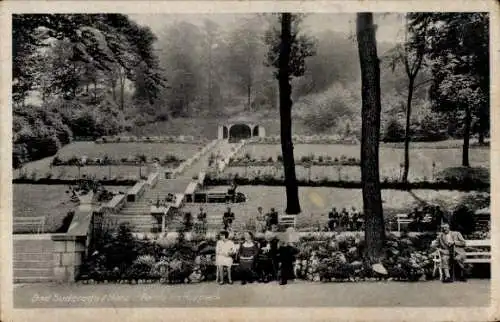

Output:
xmin=279 ymin=13 xmax=301 ymax=215
xmin=462 ymin=106 xmax=471 ymax=167
xmin=356 ymin=13 xmax=385 ymax=262
xmin=402 ymin=77 xmax=415 ymax=183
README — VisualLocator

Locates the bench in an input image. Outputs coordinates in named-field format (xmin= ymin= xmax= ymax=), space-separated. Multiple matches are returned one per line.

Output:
xmin=465 ymin=239 xmax=490 ymax=264
xmin=396 ymin=213 xmax=412 ymax=232
xmin=13 ymin=216 xmax=45 ymax=234
xmin=279 ymin=215 xmax=297 ymax=229
xmin=206 ymin=192 xmax=228 ymax=203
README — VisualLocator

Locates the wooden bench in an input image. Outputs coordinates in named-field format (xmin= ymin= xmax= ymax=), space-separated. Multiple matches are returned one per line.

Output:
xmin=465 ymin=239 xmax=490 ymax=264
xmin=206 ymin=192 xmax=228 ymax=203
xmin=279 ymin=214 xmax=297 ymax=229
xmin=13 ymin=216 xmax=45 ymax=234
xmin=396 ymin=213 xmax=412 ymax=232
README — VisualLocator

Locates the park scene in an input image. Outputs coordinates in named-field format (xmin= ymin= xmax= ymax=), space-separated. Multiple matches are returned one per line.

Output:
xmin=12 ymin=12 xmax=490 ymax=308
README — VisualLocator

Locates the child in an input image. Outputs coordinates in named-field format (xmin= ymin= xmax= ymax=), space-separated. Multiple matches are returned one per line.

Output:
xmin=215 ymin=230 xmax=236 ymax=285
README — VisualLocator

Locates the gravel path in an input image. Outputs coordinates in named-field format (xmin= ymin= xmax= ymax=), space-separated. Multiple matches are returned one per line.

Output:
xmin=14 ymin=279 xmax=490 ymax=308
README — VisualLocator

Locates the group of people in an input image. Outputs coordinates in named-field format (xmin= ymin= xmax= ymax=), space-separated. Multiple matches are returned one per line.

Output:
xmin=191 ymin=206 xmax=281 ymax=234
xmin=327 ymin=207 xmax=364 ymax=231
xmin=215 ymin=229 xmax=298 ymax=285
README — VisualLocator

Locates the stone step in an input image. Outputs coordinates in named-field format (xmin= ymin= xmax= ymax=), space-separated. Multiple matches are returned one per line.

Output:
xmin=14 ymin=268 xmax=53 ymax=278
xmin=14 ymin=253 xmax=53 ymax=261
xmin=14 ymin=276 xmax=54 ymax=283
xmin=14 ymin=260 xmax=55 ymax=269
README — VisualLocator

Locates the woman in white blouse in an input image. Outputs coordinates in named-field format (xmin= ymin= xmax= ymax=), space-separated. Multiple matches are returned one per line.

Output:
xmin=216 ymin=230 xmax=236 ymax=284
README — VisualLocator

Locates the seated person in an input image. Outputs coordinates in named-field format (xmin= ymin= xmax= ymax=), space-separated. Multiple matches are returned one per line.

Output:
xmin=196 ymin=207 xmax=207 ymax=233
xmin=431 ymin=223 xmax=467 ymax=283
xmin=327 ymin=207 xmax=339 ymax=231
xmin=227 ymin=180 xmax=238 ymax=202
xmin=223 ymin=207 xmax=235 ymax=230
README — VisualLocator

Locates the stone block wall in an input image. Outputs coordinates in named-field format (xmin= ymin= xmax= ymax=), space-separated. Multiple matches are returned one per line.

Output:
xmin=52 ymin=235 xmax=87 ymax=283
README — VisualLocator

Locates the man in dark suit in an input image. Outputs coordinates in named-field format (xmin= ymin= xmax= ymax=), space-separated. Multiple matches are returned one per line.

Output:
xmin=269 ymin=208 xmax=279 ymax=228
xmin=328 ymin=207 xmax=339 ymax=231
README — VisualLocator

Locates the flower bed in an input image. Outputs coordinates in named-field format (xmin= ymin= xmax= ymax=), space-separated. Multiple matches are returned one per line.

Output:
xmin=51 ymin=154 xmax=183 ymax=168
xmin=247 ymin=135 xmax=359 ymax=145
xmin=79 ymin=224 xmax=487 ymax=284
xmin=229 ymin=153 xmax=359 ymax=167
xmin=95 ymin=135 xmax=209 ymax=144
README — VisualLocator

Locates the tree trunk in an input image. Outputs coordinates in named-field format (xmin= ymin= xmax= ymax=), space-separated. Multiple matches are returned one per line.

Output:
xmin=402 ymin=77 xmax=415 ymax=183
xmin=356 ymin=13 xmax=385 ymax=262
xmin=279 ymin=13 xmax=301 ymax=215
xmin=462 ymin=106 xmax=471 ymax=167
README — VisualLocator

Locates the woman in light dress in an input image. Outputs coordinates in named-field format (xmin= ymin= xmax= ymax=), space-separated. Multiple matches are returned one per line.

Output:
xmin=215 ymin=230 xmax=236 ymax=285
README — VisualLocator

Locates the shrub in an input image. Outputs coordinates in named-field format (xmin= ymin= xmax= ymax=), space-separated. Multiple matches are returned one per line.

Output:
xmin=383 ymin=118 xmax=405 ymax=142
xmin=436 ymin=166 xmax=489 ymax=185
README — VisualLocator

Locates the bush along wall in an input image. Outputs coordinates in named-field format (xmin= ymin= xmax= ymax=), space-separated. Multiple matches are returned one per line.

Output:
xmin=203 ymin=174 xmax=490 ymax=192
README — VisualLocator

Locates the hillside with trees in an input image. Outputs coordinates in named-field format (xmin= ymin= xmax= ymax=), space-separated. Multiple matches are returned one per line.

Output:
xmin=13 ymin=13 xmax=489 ymax=169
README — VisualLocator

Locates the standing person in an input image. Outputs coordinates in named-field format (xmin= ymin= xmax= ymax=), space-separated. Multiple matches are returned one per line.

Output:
xmin=257 ymin=230 xmax=280 ymax=282
xmin=278 ymin=229 xmax=299 ymax=285
xmin=269 ymin=208 xmax=279 ymax=229
xmin=215 ymin=231 xmax=236 ymax=285
xmin=238 ymin=231 xmax=260 ymax=285
xmin=431 ymin=223 xmax=467 ymax=283
xmin=255 ymin=206 xmax=266 ymax=233
xmin=223 ymin=207 xmax=235 ymax=231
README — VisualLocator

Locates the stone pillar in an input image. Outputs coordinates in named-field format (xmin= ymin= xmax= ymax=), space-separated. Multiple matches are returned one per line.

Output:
xmin=259 ymin=126 xmax=266 ymax=137
xmin=218 ymin=125 xmax=223 ymax=139
xmin=52 ymin=235 xmax=86 ymax=283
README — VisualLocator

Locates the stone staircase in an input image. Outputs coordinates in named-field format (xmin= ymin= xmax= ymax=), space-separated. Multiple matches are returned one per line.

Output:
xmin=112 ymin=139 xmax=248 ymax=233
xmin=13 ymin=238 xmax=54 ymax=283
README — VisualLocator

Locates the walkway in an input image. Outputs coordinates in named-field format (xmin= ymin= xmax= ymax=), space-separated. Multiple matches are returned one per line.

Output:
xmin=14 ymin=279 xmax=490 ymax=308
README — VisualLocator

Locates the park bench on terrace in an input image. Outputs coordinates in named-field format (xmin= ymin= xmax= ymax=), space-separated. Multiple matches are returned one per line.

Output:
xmin=396 ymin=213 xmax=412 ymax=232
xmin=13 ymin=216 xmax=45 ymax=234
xmin=279 ymin=214 xmax=297 ymax=229
xmin=464 ymin=239 xmax=490 ymax=264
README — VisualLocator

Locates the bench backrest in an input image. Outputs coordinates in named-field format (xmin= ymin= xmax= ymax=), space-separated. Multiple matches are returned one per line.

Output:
xmin=465 ymin=239 xmax=490 ymax=247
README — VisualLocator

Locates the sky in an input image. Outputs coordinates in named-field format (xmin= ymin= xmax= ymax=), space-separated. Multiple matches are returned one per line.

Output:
xmin=129 ymin=13 xmax=405 ymax=44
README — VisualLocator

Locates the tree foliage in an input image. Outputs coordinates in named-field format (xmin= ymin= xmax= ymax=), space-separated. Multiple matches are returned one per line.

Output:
xmin=408 ymin=13 xmax=489 ymax=165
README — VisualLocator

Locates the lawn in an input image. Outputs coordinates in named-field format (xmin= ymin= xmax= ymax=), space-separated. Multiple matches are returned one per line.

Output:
xmin=13 ymin=184 xmax=130 ymax=233
xmin=182 ymin=185 xmax=472 ymax=229
xmin=234 ymin=144 xmax=489 ymax=181
xmin=56 ymin=142 xmax=203 ymax=160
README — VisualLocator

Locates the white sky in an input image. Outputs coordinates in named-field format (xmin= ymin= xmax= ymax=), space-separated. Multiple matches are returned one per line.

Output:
xmin=129 ymin=13 xmax=405 ymax=44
